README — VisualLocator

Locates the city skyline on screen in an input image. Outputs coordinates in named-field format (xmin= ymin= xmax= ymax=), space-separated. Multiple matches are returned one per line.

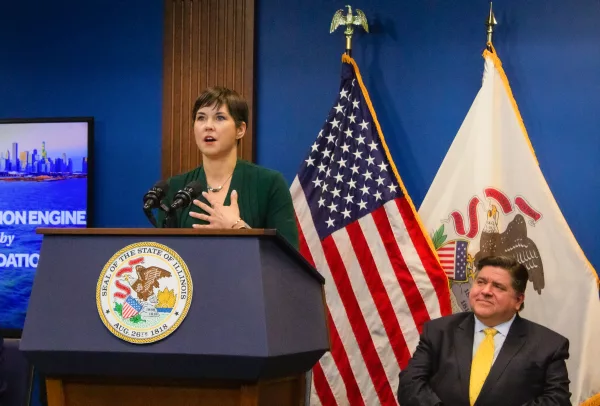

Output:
xmin=0 ymin=122 xmax=89 ymax=157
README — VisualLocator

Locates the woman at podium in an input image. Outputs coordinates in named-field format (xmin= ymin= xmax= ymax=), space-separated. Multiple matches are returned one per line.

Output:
xmin=159 ymin=87 xmax=299 ymax=249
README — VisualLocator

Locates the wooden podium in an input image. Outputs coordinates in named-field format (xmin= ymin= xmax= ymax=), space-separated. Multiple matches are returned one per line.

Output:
xmin=20 ymin=229 xmax=330 ymax=406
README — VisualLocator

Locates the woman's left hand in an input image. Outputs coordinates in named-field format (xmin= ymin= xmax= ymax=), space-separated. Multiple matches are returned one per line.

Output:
xmin=189 ymin=190 xmax=241 ymax=229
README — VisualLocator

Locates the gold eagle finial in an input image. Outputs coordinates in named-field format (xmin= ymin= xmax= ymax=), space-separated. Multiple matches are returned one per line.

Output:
xmin=330 ymin=5 xmax=369 ymax=34
xmin=330 ymin=5 xmax=369 ymax=54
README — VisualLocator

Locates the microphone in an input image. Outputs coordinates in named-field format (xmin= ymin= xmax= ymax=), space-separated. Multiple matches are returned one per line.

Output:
xmin=143 ymin=180 xmax=170 ymax=210
xmin=170 ymin=181 xmax=203 ymax=210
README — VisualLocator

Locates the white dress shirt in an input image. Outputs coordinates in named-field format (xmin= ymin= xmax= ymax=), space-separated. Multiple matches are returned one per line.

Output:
xmin=473 ymin=314 xmax=516 ymax=364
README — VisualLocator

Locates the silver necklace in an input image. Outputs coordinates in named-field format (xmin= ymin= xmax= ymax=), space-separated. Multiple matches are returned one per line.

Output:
xmin=207 ymin=172 xmax=233 ymax=193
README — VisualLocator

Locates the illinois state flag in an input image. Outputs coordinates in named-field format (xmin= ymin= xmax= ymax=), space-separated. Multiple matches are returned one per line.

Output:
xmin=419 ymin=47 xmax=600 ymax=405
xmin=292 ymin=54 xmax=451 ymax=405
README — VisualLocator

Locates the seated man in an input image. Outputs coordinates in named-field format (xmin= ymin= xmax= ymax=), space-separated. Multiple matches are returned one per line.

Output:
xmin=398 ymin=255 xmax=570 ymax=406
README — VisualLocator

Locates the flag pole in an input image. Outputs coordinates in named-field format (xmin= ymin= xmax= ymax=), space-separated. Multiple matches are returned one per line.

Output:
xmin=485 ymin=2 xmax=497 ymax=51
xmin=330 ymin=5 xmax=369 ymax=57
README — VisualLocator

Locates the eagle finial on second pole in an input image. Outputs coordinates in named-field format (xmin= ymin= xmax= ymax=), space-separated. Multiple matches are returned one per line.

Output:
xmin=330 ymin=5 xmax=369 ymax=56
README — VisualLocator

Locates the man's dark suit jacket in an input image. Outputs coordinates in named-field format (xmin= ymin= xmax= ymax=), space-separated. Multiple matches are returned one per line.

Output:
xmin=398 ymin=312 xmax=570 ymax=406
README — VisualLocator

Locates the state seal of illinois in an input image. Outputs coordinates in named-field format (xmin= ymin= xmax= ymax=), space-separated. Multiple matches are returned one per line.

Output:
xmin=96 ymin=242 xmax=193 ymax=344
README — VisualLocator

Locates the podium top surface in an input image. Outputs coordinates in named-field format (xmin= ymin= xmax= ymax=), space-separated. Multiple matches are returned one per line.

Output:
xmin=36 ymin=228 xmax=276 ymax=236
xmin=35 ymin=227 xmax=325 ymax=284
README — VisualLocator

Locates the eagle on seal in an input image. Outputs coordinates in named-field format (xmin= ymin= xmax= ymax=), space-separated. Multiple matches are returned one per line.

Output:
xmin=123 ymin=265 xmax=171 ymax=301
xmin=473 ymin=205 xmax=545 ymax=294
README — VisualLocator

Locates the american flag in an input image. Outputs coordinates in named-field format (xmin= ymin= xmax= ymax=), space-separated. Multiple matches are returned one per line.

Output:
xmin=121 ymin=295 xmax=143 ymax=319
xmin=437 ymin=240 xmax=469 ymax=281
xmin=291 ymin=55 xmax=452 ymax=405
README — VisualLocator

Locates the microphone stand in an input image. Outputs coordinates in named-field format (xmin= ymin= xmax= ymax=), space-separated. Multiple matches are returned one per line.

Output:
xmin=160 ymin=202 xmax=178 ymax=228
xmin=143 ymin=208 xmax=158 ymax=228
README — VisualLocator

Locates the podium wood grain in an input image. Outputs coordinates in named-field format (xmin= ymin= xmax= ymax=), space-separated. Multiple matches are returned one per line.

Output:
xmin=46 ymin=375 xmax=306 ymax=406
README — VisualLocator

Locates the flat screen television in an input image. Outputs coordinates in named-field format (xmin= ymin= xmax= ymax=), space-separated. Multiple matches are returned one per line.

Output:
xmin=0 ymin=117 xmax=93 ymax=331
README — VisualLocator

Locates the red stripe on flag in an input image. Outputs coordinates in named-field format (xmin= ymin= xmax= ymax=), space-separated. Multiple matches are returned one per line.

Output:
xmin=321 ymin=236 xmax=396 ymax=405
xmin=346 ymin=217 xmax=412 ymax=369
xmin=370 ymin=206 xmax=431 ymax=343
xmin=312 ymin=362 xmax=338 ymax=406
xmin=295 ymin=216 xmax=364 ymax=405
xmin=396 ymin=198 xmax=452 ymax=317
xmin=323 ymin=308 xmax=366 ymax=406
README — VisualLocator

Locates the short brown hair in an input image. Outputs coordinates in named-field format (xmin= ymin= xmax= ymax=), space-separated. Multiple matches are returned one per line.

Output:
xmin=476 ymin=255 xmax=528 ymax=310
xmin=192 ymin=87 xmax=248 ymax=128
